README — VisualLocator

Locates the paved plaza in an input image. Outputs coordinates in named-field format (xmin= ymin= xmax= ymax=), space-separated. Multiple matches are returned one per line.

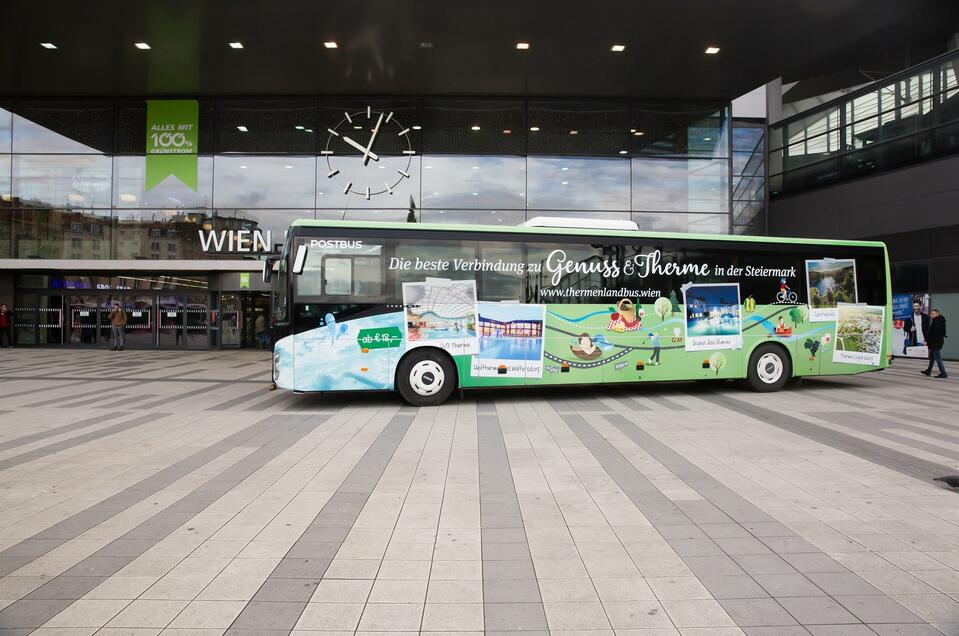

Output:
xmin=0 ymin=349 xmax=957 ymax=635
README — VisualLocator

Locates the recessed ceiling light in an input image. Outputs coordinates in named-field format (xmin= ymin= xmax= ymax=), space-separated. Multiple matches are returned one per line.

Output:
xmin=412 ymin=125 xmax=422 ymax=130
xmin=425 ymin=165 xmax=433 ymax=169
xmin=418 ymin=42 xmax=433 ymax=49
xmin=240 ymin=165 xmax=248 ymax=169
xmin=295 ymin=125 xmax=305 ymax=130
xmin=229 ymin=42 xmax=243 ymax=49
xmin=515 ymin=42 xmax=530 ymax=50
xmin=561 ymin=167 xmax=569 ymax=171
xmin=561 ymin=181 xmax=569 ymax=185
xmin=323 ymin=41 xmax=338 ymax=49
xmin=705 ymin=46 xmax=720 ymax=55
xmin=503 ymin=129 xmax=512 ymax=134
xmin=134 ymin=42 xmax=151 ymax=50
xmin=285 ymin=165 xmax=293 ymax=169
xmin=569 ymin=129 xmax=578 ymax=135
xmin=305 ymin=129 xmax=314 ymax=133
xmin=529 ymin=126 xmax=540 ymax=132
xmin=634 ymin=131 xmax=644 ymax=136
xmin=610 ymin=44 xmax=625 ymax=52
xmin=470 ymin=125 xmax=481 ymax=131
xmin=704 ymin=136 xmax=712 ymax=141
xmin=630 ymin=128 xmax=636 ymax=133
xmin=619 ymin=150 xmax=628 ymax=155
xmin=236 ymin=125 xmax=248 ymax=132
xmin=40 ymin=42 xmax=57 ymax=49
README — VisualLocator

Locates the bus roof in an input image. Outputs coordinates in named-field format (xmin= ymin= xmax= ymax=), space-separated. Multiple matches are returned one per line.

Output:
xmin=289 ymin=219 xmax=887 ymax=250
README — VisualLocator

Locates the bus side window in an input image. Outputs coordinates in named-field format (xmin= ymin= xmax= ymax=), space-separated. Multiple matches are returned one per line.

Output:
xmin=323 ymin=257 xmax=353 ymax=295
xmin=353 ymin=256 xmax=384 ymax=296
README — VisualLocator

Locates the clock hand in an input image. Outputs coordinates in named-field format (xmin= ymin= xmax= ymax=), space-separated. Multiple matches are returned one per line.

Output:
xmin=363 ymin=112 xmax=384 ymax=166
xmin=341 ymin=135 xmax=379 ymax=161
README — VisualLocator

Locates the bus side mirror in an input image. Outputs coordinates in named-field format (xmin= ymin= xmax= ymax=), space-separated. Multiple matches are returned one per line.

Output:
xmin=262 ymin=257 xmax=275 ymax=283
xmin=291 ymin=244 xmax=308 ymax=275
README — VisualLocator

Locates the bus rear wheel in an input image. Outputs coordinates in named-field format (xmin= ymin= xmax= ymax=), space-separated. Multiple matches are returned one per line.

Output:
xmin=396 ymin=349 xmax=456 ymax=406
xmin=747 ymin=344 xmax=791 ymax=392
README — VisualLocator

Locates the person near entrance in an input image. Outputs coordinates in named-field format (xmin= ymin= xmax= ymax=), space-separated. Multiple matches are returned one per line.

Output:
xmin=920 ymin=308 xmax=948 ymax=378
xmin=255 ymin=313 xmax=270 ymax=349
xmin=0 ymin=303 xmax=13 ymax=348
xmin=108 ymin=302 xmax=127 ymax=351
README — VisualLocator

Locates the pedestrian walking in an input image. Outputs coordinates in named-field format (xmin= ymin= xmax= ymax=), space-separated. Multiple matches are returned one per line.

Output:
xmin=0 ymin=303 xmax=13 ymax=348
xmin=108 ymin=302 xmax=127 ymax=351
xmin=920 ymin=308 xmax=947 ymax=378
xmin=254 ymin=313 xmax=269 ymax=349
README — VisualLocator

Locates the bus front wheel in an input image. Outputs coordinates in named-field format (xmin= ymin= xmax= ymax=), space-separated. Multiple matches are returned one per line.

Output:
xmin=396 ymin=349 xmax=457 ymax=406
xmin=746 ymin=344 xmax=791 ymax=392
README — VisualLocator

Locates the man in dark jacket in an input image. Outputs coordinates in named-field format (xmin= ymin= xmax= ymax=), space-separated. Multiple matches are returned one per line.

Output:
xmin=921 ymin=309 xmax=947 ymax=378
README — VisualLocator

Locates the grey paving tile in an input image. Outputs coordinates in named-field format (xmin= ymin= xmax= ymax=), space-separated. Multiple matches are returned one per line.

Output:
xmin=777 ymin=595 xmax=861 ymax=625
xmin=483 ymin=559 xmax=537 ymax=580
xmin=668 ymin=537 xmax=725 ymax=557
xmin=60 ymin=556 xmax=132 ymax=577
xmin=0 ymin=599 xmax=74 ymax=628
xmin=781 ymin=552 xmax=848 ymax=573
xmin=734 ymin=554 xmax=798 ymax=575
xmin=719 ymin=597 xmax=798 ymax=626
xmin=702 ymin=523 xmax=753 ymax=539
xmin=754 ymin=573 xmax=827 ymax=597
xmin=482 ymin=528 xmax=528 ymax=544
xmin=251 ymin=578 xmax=319 ymax=603
xmin=24 ymin=576 xmax=106 ymax=600
xmin=700 ymin=574 xmax=771 ymax=599
xmin=482 ymin=542 xmax=531 ymax=561
xmin=805 ymin=572 xmax=883 ymax=596
xmin=742 ymin=627 xmax=813 ymax=636
xmin=228 ymin=601 xmax=306 ymax=630
xmin=483 ymin=578 xmax=542 ymax=604
xmin=658 ymin=524 xmax=709 ymax=540
xmin=716 ymin=536 xmax=774 ymax=555
xmin=868 ymin=624 xmax=944 ymax=635
xmin=685 ymin=555 xmax=748 ymax=577
xmin=835 ymin=595 xmax=925 ymax=623
xmin=484 ymin=601 xmax=549 ymax=631
xmin=761 ymin=536 xmax=821 ymax=554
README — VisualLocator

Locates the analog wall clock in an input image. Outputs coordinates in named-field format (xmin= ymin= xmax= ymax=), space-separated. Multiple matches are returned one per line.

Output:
xmin=323 ymin=106 xmax=415 ymax=199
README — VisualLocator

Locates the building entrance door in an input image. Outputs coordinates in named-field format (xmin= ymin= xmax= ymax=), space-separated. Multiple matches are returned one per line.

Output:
xmin=157 ymin=295 xmax=209 ymax=349
xmin=184 ymin=294 xmax=210 ymax=349
xmin=157 ymin=296 xmax=184 ymax=348
xmin=13 ymin=293 xmax=63 ymax=346
xmin=220 ymin=293 xmax=242 ymax=348
xmin=122 ymin=294 xmax=154 ymax=349
xmin=69 ymin=295 xmax=100 ymax=345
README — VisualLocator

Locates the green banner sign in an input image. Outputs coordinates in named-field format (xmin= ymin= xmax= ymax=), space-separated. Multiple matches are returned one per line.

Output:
xmin=357 ymin=327 xmax=403 ymax=350
xmin=146 ymin=100 xmax=198 ymax=191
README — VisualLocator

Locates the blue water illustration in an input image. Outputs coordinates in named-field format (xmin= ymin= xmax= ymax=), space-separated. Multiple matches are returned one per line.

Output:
xmin=687 ymin=317 xmax=740 ymax=337
xmin=547 ymin=309 xmax=613 ymax=323
xmin=479 ymin=337 xmax=542 ymax=360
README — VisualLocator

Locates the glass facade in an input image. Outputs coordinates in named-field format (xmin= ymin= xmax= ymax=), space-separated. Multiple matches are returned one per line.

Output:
xmin=770 ymin=50 xmax=959 ymax=196
xmin=0 ymin=98 xmax=732 ymax=259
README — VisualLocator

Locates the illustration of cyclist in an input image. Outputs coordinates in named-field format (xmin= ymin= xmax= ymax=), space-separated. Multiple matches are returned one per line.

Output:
xmin=777 ymin=278 xmax=798 ymax=303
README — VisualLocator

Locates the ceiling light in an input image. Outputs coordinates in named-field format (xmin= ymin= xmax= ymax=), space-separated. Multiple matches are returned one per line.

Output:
xmin=503 ymin=129 xmax=512 ymax=134
xmin=229 ymin=42 xmax=244 ymax=49
xmin=561 ymin=181 xmax=569 ymax=185
xmin=305 ymin=129 xmax=314 ymax=133
xmin=418 ymin=42 xmax=433 ymax=49
xmin=619 ymin=150 xmax=628 ymax=155
xmin=40 ymin=42 xmax=57 ymax=49
xmin=240 ymin=165 xmax=247 ymax=169
xmin=561 ymin=167 xmax=569 ymax=171
xmin=630 ymin=128 xmax=636 ymax=133
xmin=134 ymin=42 xmax=151 ymax=50
xmin=569 ymin=129 xmax=578 ymax=135
xmin=295 ymin=125 xmax=305 ymax=130
xmin=285 ymin=165 xmax=293 ymax=169
xmin=412 ymin=125 xmax=422 ymax=130
xmin=472 ymin=192 xmax=478 ymax=196
xmin=610 ymin=44 xmax=625 ymax=52
xmin=529 ymin=126 xmax=539 ymax=132
xmin=470 ymin=125 xmax=481 ymax=131
xmin=323 ymin=41 xmax=338 ymax=49
xmin=703 ymin=136 xmax=712 ymax=141
xmin=472 ymin=166 xmax=479 ymax=170
xmin=425 ymin=165 xmax=433 ymax=169
xmin=634 ymin=131 xmax=644 ymax=136
xmin=236 ymin=125 xmax=248 ymax=132
xmin=705 ymin=46 xmax=720 ymax=55
xmin=119 ymin=193 xmax=137 ymax=202
xmin=515 ymin=42 xmax=530 ymax=50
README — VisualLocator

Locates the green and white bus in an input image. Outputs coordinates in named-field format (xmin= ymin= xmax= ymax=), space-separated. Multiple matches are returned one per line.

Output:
xmin=265 ymin=218 xmax=891 ymax=406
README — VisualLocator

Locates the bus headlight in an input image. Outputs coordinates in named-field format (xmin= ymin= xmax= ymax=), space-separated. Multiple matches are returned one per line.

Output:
xmin=273 ymin=351 xmax=281 ymax=382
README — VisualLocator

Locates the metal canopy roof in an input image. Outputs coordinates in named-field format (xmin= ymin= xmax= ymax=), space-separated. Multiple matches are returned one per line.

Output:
xmin=1 ymin=0 xmax=957 ymax=101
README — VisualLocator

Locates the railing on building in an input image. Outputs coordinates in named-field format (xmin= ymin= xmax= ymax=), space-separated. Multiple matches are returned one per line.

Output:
xmin=770 ymin=50 xmax=959 ymax=197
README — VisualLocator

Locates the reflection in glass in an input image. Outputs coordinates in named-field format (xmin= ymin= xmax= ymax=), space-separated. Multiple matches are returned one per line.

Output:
xmin=13 ymin=103 xmax=113 ymax=154
xmin=631 ymin=213 xmax=728 ymax=234
xmin=0 ymin=155 xmax=11 ymax=204
xmin=214 ymin=209 xmax=312 ymax=249
xmin=419 ymin=101 xmax=525 ymax=155
xmin=218 ymin=100 xmax=318 ymax=154
xmin=318 ymin=155 xmax=419 ymax=210
xmin=421 ymin=156 xmax=525 ymax=210
xmin=631 ymin=105 xmax=728 ymax=157
xmin=9 ymin=209 xmax=112 ymax=259
xmin=13 ymin=155 xmax=113 ymax=208
xmin=113 ymin=156 xmax=213 ymax=209
xmin=632 ymin=158 xmax=728 ymax=213
xmin=527 ymin=157 xmax=629 ymax=211
xmin=213 ymin=155 xmax=316 ymax=209
xmin=0 ymin=106 xmax=10 ymax=152
xmin=527 ymin=101 xmax=629 ymax=156
xmin=419 ymin=209 xmax=526 ymax=226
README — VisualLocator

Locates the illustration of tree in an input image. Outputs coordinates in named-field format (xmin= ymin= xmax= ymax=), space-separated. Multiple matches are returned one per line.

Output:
xmin=654 ymin=297 xmax=672 ymax=322
xmin=709 ymin=352 xmax=727 ymax=375
xmin=804 ymin=338 xmax=820 ymax=359
xmin=789 ymin=305 xmax=806 ymax=325
xmin=669 ymin=290 xmax=680 ymax=315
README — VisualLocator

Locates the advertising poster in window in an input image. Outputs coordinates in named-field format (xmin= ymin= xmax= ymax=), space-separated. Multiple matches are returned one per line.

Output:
xmin=892 ymin=293 xmax=930 ymax=358
xmin=805 ymin=258 xmax=858 ymax=322
xmin=471 ymin=302 xmax=546 ymax=378
xmin=833 ymin=303 xmax=885 ymax=366
xmin=681 ymin=282 xmax=743 ymax=352
xmin=402 ymin=278 xmax=478 ymax=355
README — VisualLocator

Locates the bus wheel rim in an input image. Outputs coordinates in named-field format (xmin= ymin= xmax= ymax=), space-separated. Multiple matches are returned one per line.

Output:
xmin=410 ymin=360 xmax=444 ymax=396
xmin=757 ymin=352 xmax=783 ymax=384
